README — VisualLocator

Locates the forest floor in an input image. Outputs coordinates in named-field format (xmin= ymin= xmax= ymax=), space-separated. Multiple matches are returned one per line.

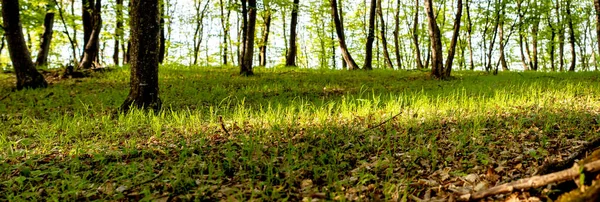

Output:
xmin=1 ymin=65 xmax=599 ymax=201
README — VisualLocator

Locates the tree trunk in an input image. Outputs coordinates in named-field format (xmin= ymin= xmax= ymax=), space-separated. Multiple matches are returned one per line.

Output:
xmin=376 ymin=0 xmax=393 ymax=69
xmin=259 ymin=10 xmax=271 ymax=67
xmin=412 ymin=0 xmax=424 ymax=70
xmin=219 ymin=0 xmax=231 ymax=65
xmin=498 ymin=3 xmax=508 ymax=72
xmin=363 ymin=0 xmax=376 ymax=70
xmin=393 ymin=0 xmax=402 ymax=69
xmin=548 ymin=14 xmax=556 ymax=71
xmin=2 ymin=0 xmax=48 ymax=89
xmin=121 ymin=0 xmax=161 ymax=112
xmin=566 ymin=0 xmax=576 ymax=72
xmin=159 ymin=1 xmax=166 ymax=64
xmin=338 ymin=0 xmax=347 ymax=69
xmin=556 ymin=0 xmax=565 ymax=71
xmin=35 ymin=12 xmax=55 ymax=67
xmin=465 ymin=0 xmax=474 ymax=70
xmin=52 ymin=0 xmax=78 ymax=65
xmin=594 ymin=0 xmax=600 ymax=70
xmin=531 ymin=2 xmax=540 ymax=71
xmin=285 ymin=0 xmax=300 ymax=67
xmin=78 ymin=0 xmax=102 ymax=69
xmin=81 ymin=0 xmax=99 ymax=63
xmin=424 ymin=0 xmax=444 ymax=79
xmin=192 ymin=0 xmax=209 ymax=66
xmin=517 ymin=0 xmax=529 ymax=71
xmin=114 ymin=0 xmax=123 ymax=66
xmin=330 ymin=0 xmax=359 ymax=70
xmin=444 ymin=0 xmax=462 ymax=77
xmin=240 ymin=0 xmax=257 ymax=75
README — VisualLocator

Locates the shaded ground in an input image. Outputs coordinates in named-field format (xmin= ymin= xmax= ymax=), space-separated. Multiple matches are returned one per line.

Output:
xmin=0 ymin=66 xmax=599 ymax=200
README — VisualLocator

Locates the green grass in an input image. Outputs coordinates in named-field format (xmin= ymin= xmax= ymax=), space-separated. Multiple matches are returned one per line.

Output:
xmin=1 ymin=66 xmax=599 ymax=200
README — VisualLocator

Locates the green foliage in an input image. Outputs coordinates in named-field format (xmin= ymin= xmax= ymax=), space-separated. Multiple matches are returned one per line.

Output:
xmin=1 ymin=66 xmax=599 ymax=200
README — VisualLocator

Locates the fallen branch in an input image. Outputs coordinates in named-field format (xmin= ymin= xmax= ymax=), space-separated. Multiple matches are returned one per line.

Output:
xmin=536 ymin=137 xmax=600 ymax=175
xmin=218 ymin=115 xmax=231 ymax=136
xmin=362 ymin=111 xmax=403 ymax=133
xmin=460 ymin=159 xmax=600 ymax=201
xmin=121 ymin=170 xmax=164 ymax=194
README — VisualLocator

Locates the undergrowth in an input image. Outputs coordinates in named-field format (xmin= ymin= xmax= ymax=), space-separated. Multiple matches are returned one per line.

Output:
xmin=0 ymin=66 xmax=599 ymax=200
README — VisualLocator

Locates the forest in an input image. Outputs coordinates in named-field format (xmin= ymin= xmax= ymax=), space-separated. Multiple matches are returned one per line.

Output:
xmin=1 ymin=0 xmax=600 ymax=201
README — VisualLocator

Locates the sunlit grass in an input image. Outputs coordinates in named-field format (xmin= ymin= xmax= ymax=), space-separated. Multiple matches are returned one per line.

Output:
xmin=0 ymin=66 xmax=599 ymax=200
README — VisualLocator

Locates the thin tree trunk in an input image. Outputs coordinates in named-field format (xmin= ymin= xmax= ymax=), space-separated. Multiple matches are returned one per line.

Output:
xmin=531 ymin=1 xmax=540 ymax=71
xmin=240 ymin=0 xmax=257 ymax=75
xmin=557 ymin=0 xmax=565 ymax=71
xmin=377 ymin=0 xmax=393 ymax=69
xmin=466 ymin=0 xmax=474 ymax=70
xmin=363 ymin=0 xmax=377 ymax=70
xmin=285 ymin=0 xmax=300 ymax=67
xmin=259 ymin=10 xmax=271 ymax=67
xmin=330 ymin=0 xmax=359 ymax=70
xmin=424 ymin=0 xmax=444 ymax=78
xmin=35 ymin=12 xmax=55 ymax=67
xmin=517 ymin=0 xmax=529 ymax=70
xmin=566 ymin=0 xmax=576 ymax=72
xmin=78 ymin=0 xmax=102 ymax=69
xmin=548 ymin=13 xmax=556 ymax=71
xmin=121 ymin=0 xmax=161 ymax=112
xmin=412 ymin=0 xmax=424 ymax=69
xmin=444 ymin=0 xmax=462 ymax=77
xmin=498 ymin=3 xmax=508 ymax=72
xmin=159 ymin=1 xmax=166 ymax=64
xmin=594 ymin=0 xmax=600 ymax=70
xmin=52 ymin=0 xmax=78 ymax=65
xmin=114 ymin=0 xmax=123 ymax=66
xmin=219 ymin=0 xmax=231 ymax=65
xmin=2 ymin=0 xmax=48 ymax=89
xmin=393 ymin=0 xmax=402 ymax=69
xmin=338 ymin=0 xmax=347 ymax=69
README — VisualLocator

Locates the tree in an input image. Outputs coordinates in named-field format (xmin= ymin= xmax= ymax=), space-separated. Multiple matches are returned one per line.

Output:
xmin=258 ymin=8 xmax=272 ymax=67
xmin=121 ymin=0 xmax=162 ymax=111
xmin=376 ymin=0 xmax=393 ymax=69
xmin=35 ymin=10 xmax=56 ymax=67
xmin=78 ymin=0 xmax=102 ymax=69
xmin=393 ymin=0 xmax=402 ymax=69
xmin=566 ymin=0 xmax=576 ymax=72
xmin=2 ymin=0 xmax=48 ymax=90
xmin=424 ymin=0 xmax=461 ymax=79
xmin=330 ymin=0 xmax=359 ymax=70
xmin=285 ymin=0 xmax=300 ymax=67
xmin=191 ymin=0 xmax=210 ymax=65
xmin=240 ymin=0 xmax=257 ymax=75
xmin=363 ymin=0 xmax=376 ymax=70
xmin=159 ymin=0 xmax=166 ymax=64
xmin=113 ymin=0 xmax=124 ymax=66
xmin=219 ymin=0 xmax=232 ymax=65
xmin=411 ymin=0 xmax=424 ymax=70
xmin=443 ymin=0 xmax=462 ymax=77
xmin=595 ymin=0 xmax=600 ymax=69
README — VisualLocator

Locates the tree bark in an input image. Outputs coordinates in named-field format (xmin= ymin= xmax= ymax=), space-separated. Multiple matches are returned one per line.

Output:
xmin=338 ymin=0 xmax=347 ymax=69
xmin=114 ymin=0 xmax=123 ymax=66
xmin=531 ymin=2 xmax=540 ymax=71
xmin=219 ymin=0 xmax=231 ymax=65
xmin=444 ymin=0 xmax=462 ymax=77
xmin=412 ymin=0 xmax=424 ymax=70
xmin=192 ymin=0 xmax=209 ymax=66
xmin=393 ymin=0 xmax=402 ymax=69
xmin=363 ymin=0 xmax=377 ymax=70
xmin=548 ymin=13 xmax=556 ymax=71
xmin=240 ymin=0 xmax=257 ymax=75
xmin=35 ymin=12 xmax=55 ymax=67
xmin=557 ymin=0 xmax=565 ymax=71
xmin=595 ymin=0 xmax=600 ymax=70
xmin=2 ymin=0 xmax=48 ymax=89
xmin=376 ymin=0 xmax=393 ymax=69
xmin=465 ymin=0 xmax=474 ymax=70
xmin=517 ymin=0 xmax=529 ymax=71
xmin=259 ymin=10 xmax=271 ymax=67
xmin=330 ymin=0 xmax=359 ymax=70
xmin=566 ymin=0 xmax=576 ymax=72
xmin=285 ymin=0 xmax=300 ymax=67
xmin=121 ymin=0 xmax=161 ymax=112
xmin=159 ymin=1 xmax=166 ymax=64
xmin=424 ymin=0 xmax=444 ymax=79
xmin=78 ymin=0 xmax=102 ymax=69
xmin=498 ymin=3 xmax=508 ymax=72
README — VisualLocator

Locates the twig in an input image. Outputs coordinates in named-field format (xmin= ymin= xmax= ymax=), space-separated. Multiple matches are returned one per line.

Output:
xmin=0 ymin=93 xmax=10 ymax=101
xmin=122 ymin=170 xmax=164 ymax=194
xmin=459 ymin=159 xmax=600 ymax=201
xmin=362 ymin=111 xmax=403 ymax=133
xmin=218 ymin=115 xmax=231 ymax=136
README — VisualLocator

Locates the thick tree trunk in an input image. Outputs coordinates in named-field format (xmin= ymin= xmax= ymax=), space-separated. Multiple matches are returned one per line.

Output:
xmin=121 ymin=0 xmax=161 ymax=111
xmin=424 ymin=0 xmax=444 ymax=79
xmin=82 ymin=0 xmax=93 ymax=50
xmin=444 ymin=0 xmax=462 ymax=77
xmin=114 ymin=0 xmax=123 ymax=66
xmin=363 ymin=0 xmax=377 ymax=70
xmin=330 ymin=0 xmax=359 ymax=70
xmin=285 ymin=0 xmax=300 ymax=67
xmin=595 ymin=0 xmax=600 ymax=70
xmin=2 ymin=0 xmax=48 ymax=89
xmin=259 ymin=10 xmax=271 ymax=67
xmin=376 ymin=0 xmax=393 ymax=69
xmin=393 ymin=0 xmax=402 ymax=69
xmin=78 ymin=0 xmax=102 ymax=69
xmin=240 ymin=0 xmax=257 ymax=75
xmin=35 ymin=12 xmax=55 ymax=67
xmin=338 ymin=0 xmax=347 ymax=69
xmin=566 ymin=0 xmax=576 ymax=72
xmin=412 ymin=0 xmax=424 ymax=70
